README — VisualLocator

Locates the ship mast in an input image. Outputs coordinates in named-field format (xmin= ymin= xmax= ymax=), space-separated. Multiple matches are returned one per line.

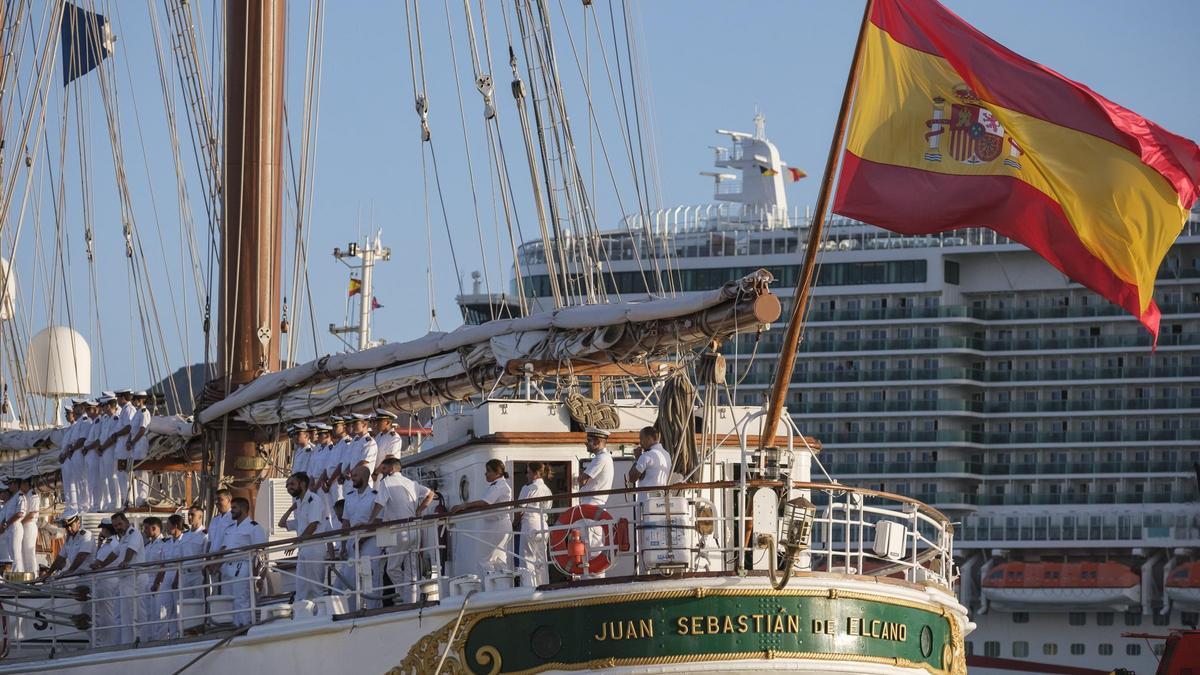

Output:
xmin=760 ymin=0 xmax=873 ymax=449
xmin=216 ymin=0 xmax=286 ymax=505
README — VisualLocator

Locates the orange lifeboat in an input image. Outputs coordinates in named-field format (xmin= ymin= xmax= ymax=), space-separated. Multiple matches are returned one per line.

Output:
xmin=1166 ymin=561 xmax=1200 ymax=608
xmin=981 ymin=561 xmax=1140 ymax=610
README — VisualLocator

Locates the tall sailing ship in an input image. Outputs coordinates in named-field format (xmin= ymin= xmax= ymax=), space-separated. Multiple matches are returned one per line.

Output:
xmin=0 ymin=1 xmax=1192 ymax=675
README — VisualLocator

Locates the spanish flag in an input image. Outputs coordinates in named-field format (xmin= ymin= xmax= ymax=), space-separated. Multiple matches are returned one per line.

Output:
xmin=348 ymin=278 xmax=362 ymax=297
xmin=759 ymin=166 xmax=779 ymax=177
xmin=833 ymin=0 xmax=1200 ymax=340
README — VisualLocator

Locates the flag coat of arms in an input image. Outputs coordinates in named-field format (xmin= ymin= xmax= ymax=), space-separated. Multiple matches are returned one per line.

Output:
xmin=833 ymin=0 xmax=1200 ymax=339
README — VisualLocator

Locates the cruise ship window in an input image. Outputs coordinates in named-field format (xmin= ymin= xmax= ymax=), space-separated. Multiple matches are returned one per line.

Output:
xmin=983 ymin=642 xmax=1000 ymax=657
xmin=1154 ymin=612 xmax=1171 ymax=626
xmin=1125 ymin=612 xmax=1142 ymax=626
xmin=1182 ymin=611 xmax=1199 ymax=626
xmin=1011 ymin=642 xmax=1028 ymax=658
xmin=1069 ymin=612 xmax=1086 ymax=625
xmin=1127 ymin=644 xmax=1141 ymax=656
xmin=1099 ymin=644 xmax=1113 ymax=656
xmin=964 ymin=641 xmax=973 ymax=655
xmin=1070 ymin=644 xmax=1085 ymax=656
xmin=1042 ymin=643 xmax=1057 ymax=656
xmin=1012 ymin=612 xmax=1029 ymax=623
xmin=1097 ymin=612 xmax=1114 ymax=626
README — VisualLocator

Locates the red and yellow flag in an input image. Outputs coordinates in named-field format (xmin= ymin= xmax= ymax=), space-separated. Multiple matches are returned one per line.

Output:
xmin=348 ymin=278 xmax=362 ymax=297
xmin=833 ymin=0 xmax=1200 ymax=339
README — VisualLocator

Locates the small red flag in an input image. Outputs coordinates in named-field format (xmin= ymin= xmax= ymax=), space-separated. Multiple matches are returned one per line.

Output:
xmin=371 ymin=296 xmax=383 ymax=310
xmin=787 ymin=167 xmax=806 ymax=182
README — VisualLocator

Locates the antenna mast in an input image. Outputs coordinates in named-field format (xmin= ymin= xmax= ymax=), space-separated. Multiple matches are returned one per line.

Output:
xmin=329 ymin=233 xmax=391 ymax=351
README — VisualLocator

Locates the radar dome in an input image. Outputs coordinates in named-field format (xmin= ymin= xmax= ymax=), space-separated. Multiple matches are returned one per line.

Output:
xmin=28 ymin=326 xmax=91 ymax=397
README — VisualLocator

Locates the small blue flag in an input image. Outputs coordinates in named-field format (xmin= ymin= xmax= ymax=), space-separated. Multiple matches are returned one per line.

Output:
xmin=61 ymin=2 xmax=112 ymax=86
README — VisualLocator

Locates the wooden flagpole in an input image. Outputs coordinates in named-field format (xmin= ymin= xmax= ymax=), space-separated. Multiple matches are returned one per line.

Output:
xmin=761 ymin=0 xmax=876 ymax=449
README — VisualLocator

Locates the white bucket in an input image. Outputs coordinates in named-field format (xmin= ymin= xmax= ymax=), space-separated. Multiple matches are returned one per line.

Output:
xmin=208 ymin=595 xmax=235 ymax=625
xmin=447 ymin=574 xmax=481 ymax=597
xmin=180 ymin=598 xmax=207 ymax=630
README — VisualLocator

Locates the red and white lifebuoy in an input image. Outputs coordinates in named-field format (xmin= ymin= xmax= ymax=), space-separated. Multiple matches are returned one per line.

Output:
xmin=550 ymin=504 xmax=621 ymax=576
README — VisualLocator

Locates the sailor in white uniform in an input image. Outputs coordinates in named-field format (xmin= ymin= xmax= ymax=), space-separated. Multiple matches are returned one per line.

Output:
xmin=111 ymin=512 xmax=145 ymax=644
xmin=452 ymin=459 xmax=513 ymax=574
xmin=0 ymin=478 xmax=28 ymax=574
xmin=205 ymin=489 xmax=234 ymax=591
xmin=112 ymin=390 xmax=137 ymax=507
xmin=627 ymin=426 xmax=672 ymax=498
xmin=152 ymin=514 xmax=186 ymax=638
xmin=58 ymin=405 xmax=79 ymax=508
xmin=127 ymin=392 xmax=153 ymax=506
xmin=81 ymin=400 xmax=104 ymax=511
xmin=177 ymin=507 xmax=209 ymax=600
xmin=348 ymin=414 xmax=378 ymax=481
xmin=308 ymin=423 xmax=336 ymax=526
xmin=578 ymin=427 xmax=614 ymax=575
xmin=138 ymin=517 xmax=166 ymax=641
xmin=91 ymin=396 xmax=121 ymax=510
xmin=0 ymin=481 xmax=18 ymax=574
xmin=515 ymin=462 xmax=554 ymax=586
xmin=371 ymin=457 xmax=433 ymax=604
xmin=340 ymin=465 xmax=381 ymax=609
xmin=88 ymin=520 xmax=121 ymax=646
xmin=40 ymin=508 xmax=95 ymax=579
xmin=329 ymin=417 xmax=353 ymax=502
xmin=372 ymin=409 xmax=403 ymax=471
xmin=210 ymin=497 xmax=266 ymax=626
xmin=279 ymin=472 xmax=330 ymax=601
xmin=289 ymin=424 xmax=314 ymax=476
xmin=20 ymin=477 xmax=39 ymax=574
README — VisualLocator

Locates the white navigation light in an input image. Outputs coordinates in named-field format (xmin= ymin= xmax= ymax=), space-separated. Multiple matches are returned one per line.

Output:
xmin=28 ymin=326 xmax=91 ymax=397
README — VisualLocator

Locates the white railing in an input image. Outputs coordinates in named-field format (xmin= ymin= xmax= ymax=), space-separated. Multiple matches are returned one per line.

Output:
xmin=2 ymin=481 xmax=955 ymax=660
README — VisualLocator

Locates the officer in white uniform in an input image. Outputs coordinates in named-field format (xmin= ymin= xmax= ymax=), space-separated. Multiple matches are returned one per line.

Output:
xmin=89 ymin=520 xmax=121 ymax=646
xmin=206 ymin=489 xmax=234 ymax=555
xmin=40 ymin=508 xmax=95 ymax=579
xmin=211 ymin=497 xmax=266 ymax=626
xmin=627 ymin=426 xmax=672 ymax=498
xmin=329 ymin=417 xmax=353 ymax=502
xmin=451 ymin=459 xmax=513 ymax=574
xmin=0 ymin=481 xmax=17 ymax=574
xmin=111 ymin=512 xmax=145 ymax=644
xmin=279 ymin=472 xmax=329 ymax=601
xmin=290 ymin=424 xmax=314 ymax=476
xmin=515 ymin=462 xmax=553 ymax=586
xmin=178 ymin=507 xmax=209 ymax=600
xmin=127 ymin=392 xmax=152 ymax=506
xmin=58 ymin=404 xmax=79 ymax=508
xmin=91 ymin=396 xmax=121 ymax=510
xmin=372 ymin=410 xmax=403 ymax=470
xmin=578 ymin=427 xmax=614 ymax=575
xmin=307 ymin=423 xmax=335 ymax=526
xmin=138 ymin=517 xmax=166 ymax=641
xmin=371 ymin=457 xmax=433 ymax=603
xmin=349 ymin=414 xmax=378 ymax=480
xmin=341 ymin=465 xmax=381 ymax=610
xmin=75 ymin=400 xmax=99 ymax=510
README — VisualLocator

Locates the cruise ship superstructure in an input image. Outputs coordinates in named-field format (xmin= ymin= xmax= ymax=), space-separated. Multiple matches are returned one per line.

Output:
xmin=459 ymin=116 xmax=1200 ymax=673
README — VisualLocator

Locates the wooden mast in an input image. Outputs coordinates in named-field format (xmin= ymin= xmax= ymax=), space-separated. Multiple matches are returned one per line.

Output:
xmin=217 ymin=0 xmax=286 ymax=505
xmin=760 ymin=0 xmax=874 ymax=449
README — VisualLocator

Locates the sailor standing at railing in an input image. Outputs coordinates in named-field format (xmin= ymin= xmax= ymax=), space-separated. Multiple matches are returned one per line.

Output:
xmin=452 ymin=459 xmax=513 ymax=574
xmin=81 ymin=399 xmax=104 ymax=511
xmin=151 ymin=514 xmax=186 ymax=639
xmin=329 ymin=416 xmax=353 ymax=502
xmin=92 ymin=396 xmax=122 ymax=510
xmin=340 ymin=465 xmax=381 ymax=609
xmin=206 ymin=489 xmax=235 ymax=588
xmin=209 ymin=497 xmax=267 ymax=626
xmin=58 ymin=403 xmax=79 ymax=507
xmin=66 ymin=400 xmax=90 ymax=508
xmin=627 ymin=426 xmax=672 ymax=499
xmin=577 ymin=427 xmax=614 ymax=577
xmin=19 ymin=476 xmax=40 ymax=575
xmin=88 ymin=520 xmax=121 ymax=646
xmin=127 ymin=392 xmax=152 ymax=506
xmin=178 ymin=506 xmax=208 ymax=600
xmin=309 ymin=423 xmax=336 ymax=526
xmin=348 ymin=413 xmax=379 ymax=483
xmin=110 ymin=512 xmax=145 ymax=644
xmin=514 ymin=462 xmax=553 ymax=586
xmin=279 ymin=472 xmax=330 ymax=601
xmin=112 ymin=391 xmax=137 ymax=509
xmin=39 ymin=508 xmax=94 ymax=579
xmin=138 ymin=517 xmax=166 ymax=641
xmin=372 ymin=409 xmax=403 ymax=471
xmin=371 ymin=457 xmax=433 ymax=604
xmin=289 ymin=424 xmax=314 ymax=476
xmin=0 ymin=480 xmax=22 ymax=575
xmin=0 ymin=477 xmax=28 ymax=575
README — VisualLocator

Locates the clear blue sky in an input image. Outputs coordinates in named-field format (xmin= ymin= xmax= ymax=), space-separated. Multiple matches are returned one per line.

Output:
xmin=17 ymin=0 xmax=1200 ymax=405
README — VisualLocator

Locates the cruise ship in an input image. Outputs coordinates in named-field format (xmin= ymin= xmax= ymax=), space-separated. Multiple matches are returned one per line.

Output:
xmin=458 ymin=116 xmax=1200 ymax=674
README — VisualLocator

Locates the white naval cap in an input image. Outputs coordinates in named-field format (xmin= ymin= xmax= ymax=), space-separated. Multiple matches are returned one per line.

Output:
xmin=58 ymin=507 xmax=82 ymax=522
xmin=374 ymin=409 xmax=398 ymax=420
xmin=351 ymin=412 xmax=371 ymax=421
xmin=584 ymin=426 xmax=611 ymax=438
xmin=132 ymin=390 xmax=148 ymax=397
xmin=84 ymin=398 xmax=99 ymax=406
